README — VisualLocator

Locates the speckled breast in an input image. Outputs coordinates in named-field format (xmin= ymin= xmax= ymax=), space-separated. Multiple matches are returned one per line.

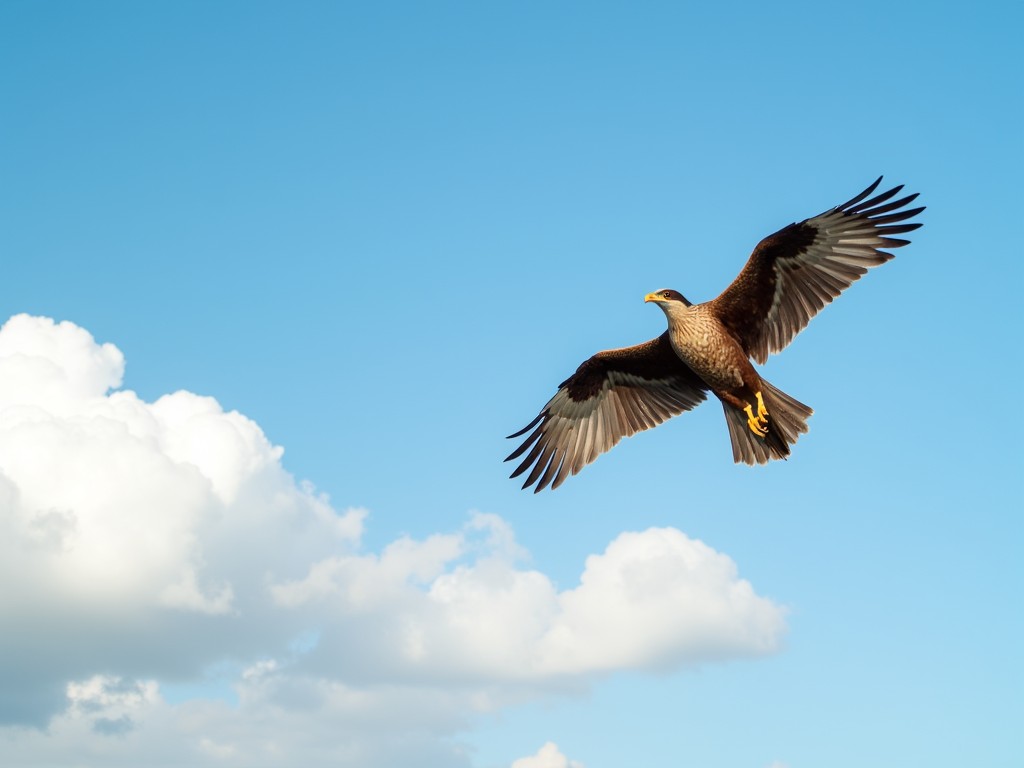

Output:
xmin=667 ymin=307 xmax=749 ymax=392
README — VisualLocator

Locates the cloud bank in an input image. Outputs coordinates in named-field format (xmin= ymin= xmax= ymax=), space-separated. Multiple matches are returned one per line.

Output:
xmin=0 ymin=315 xmax=786 ymax=766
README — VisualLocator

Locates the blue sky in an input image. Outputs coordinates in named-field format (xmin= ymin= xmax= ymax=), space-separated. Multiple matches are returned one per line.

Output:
xmin=1 ymin=2 xmax=1021 ymax=767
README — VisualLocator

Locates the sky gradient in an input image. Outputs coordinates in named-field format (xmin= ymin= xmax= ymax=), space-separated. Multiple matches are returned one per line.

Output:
xmin=1 ymin=2 xmax=1021 ymax=767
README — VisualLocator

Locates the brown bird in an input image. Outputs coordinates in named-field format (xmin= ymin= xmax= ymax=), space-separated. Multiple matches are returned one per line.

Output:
xmin=506 ymin=177 xmax=923 ymax=492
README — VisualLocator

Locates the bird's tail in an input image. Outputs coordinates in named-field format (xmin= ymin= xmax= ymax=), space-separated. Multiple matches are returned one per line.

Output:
xmin=722 ymin=378 xmax=813 ymax=465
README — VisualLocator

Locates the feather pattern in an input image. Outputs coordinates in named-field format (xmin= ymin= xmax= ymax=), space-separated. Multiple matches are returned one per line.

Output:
xmin=506 ymin=333 xmax=708 ymax=492
xmin=711 ymin=177 xmax=924 ymax=364
xmin=507 ymin=178 xmax=923 ymax=491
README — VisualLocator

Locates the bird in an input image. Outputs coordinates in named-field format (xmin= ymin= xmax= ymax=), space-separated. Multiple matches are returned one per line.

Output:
xmin=506 ymin=177 xmax=924 ymax=492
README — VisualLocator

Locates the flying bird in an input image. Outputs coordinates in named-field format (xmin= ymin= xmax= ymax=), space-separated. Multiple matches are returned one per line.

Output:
xmin=506 ymin=177 xmax=924 ymax=492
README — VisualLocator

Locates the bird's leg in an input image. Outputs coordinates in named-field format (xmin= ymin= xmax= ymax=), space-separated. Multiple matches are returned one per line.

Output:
xmin=744 ymin=391 xmax=769 ymax=437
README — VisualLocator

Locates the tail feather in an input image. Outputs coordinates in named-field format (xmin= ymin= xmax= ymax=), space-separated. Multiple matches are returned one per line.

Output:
xmin=723 ymin=378 xmax=813 ymax=465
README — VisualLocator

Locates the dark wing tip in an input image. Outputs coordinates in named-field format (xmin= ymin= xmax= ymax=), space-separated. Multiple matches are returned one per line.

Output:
xmin=506 ymin=412 xmax=544 ymax=440
xmin=847 ymin=184 xmax=903 ymax=215
xmin=837 ymin=176 xmax=884 ymax=210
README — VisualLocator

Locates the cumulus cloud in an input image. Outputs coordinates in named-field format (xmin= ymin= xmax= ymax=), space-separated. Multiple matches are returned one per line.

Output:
xmin=0 ymin=314 xmax=787 ymax=766
xmin=0 ymin=314 xmax=361 ymax=726
xmin=2 ymin=672 xmax=477 ymax=768
xmin=511 ymin=742 xmax=584 ymax=768
xmin=269 ymin=521 xmax=784 ymax=685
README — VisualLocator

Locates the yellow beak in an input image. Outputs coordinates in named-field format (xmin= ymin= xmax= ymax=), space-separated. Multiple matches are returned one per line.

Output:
xmin=644 ymin=292 xmax=661 ymax=303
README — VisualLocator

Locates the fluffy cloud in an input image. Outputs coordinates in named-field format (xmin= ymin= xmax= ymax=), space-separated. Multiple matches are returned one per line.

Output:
xmin=511 ymin=742 xmax=584 ymax=768
xmin=0 ymin=315 xmax=361 ymax=727
xmin=269 ymin=520 xmax=785 ymax=685
xmin=0 ymin=315 xmax=787 ymax=766
xmin=1 ymin=672 xmax=477 ymax=768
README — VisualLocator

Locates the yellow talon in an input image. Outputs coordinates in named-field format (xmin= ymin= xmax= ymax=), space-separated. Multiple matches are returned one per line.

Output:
xmin=744 ymin=392 xmax=769 ymax=437
xmin=744 ymin=404 xmax=768 ymax=436
xmin=755 ymin=391 xmax=768 ymax=420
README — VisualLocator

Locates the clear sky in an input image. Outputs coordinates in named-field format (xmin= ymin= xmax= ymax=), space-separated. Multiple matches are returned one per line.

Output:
xmin=1 ymin=2 xmax=1021 ymax=767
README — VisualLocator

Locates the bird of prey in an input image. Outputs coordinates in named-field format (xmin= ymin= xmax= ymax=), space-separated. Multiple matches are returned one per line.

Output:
xmin=506 ymin=177 xmax=923 ymax=492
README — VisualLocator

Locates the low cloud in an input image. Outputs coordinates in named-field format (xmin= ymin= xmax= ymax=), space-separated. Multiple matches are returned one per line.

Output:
xmin=511 ymin=742 xmax=584 ymax=768
xmin=0 ymin=314 xmax=787 ymax=765
xmin=270 ymin=520 xmax=784 ymax=685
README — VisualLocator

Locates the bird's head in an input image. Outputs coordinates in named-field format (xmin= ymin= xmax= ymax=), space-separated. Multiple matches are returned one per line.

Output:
xmin=644 ymin=289 xmax=692 ymax=308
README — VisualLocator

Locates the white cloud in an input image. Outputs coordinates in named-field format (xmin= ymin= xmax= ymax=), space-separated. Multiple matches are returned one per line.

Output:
xmin=271 ymin=521 xmax=784 ymax=684
xmin=511 ymin=742 xmax=583 ymax=768
xmin=0 ymin=314 xmax=787 ymax=766
xmin=0 ymin=315 xmax=362 ymax=725
xmin=2 ymin=673 xmax=477 ymax=768
xmin=537 ymin=528 xmax=785 ymax=674
xmin=159 ymin=566 xmax=236 ymax=615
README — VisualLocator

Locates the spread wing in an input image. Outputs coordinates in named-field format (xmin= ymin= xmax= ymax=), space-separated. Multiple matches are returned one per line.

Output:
xmin=710 ymin=177 xmax=924 ymax=364
xmin=506 ymin=332 xmax=708 ymax=492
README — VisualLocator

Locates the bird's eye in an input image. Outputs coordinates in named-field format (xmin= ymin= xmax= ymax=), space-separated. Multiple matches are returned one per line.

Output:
xmin=663 ymin=291 xmax=672 ymax=299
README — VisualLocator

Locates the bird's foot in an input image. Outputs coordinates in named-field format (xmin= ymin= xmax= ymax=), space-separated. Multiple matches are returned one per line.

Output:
xmin=744 ymin=393 xmax=769 ymax=437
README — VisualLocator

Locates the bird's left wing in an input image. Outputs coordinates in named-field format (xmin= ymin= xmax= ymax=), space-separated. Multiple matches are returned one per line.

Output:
xmin=506 ymin=332 xmax=708 ymax=492
xmin=710 ymin=178 xmax=924 ymax=364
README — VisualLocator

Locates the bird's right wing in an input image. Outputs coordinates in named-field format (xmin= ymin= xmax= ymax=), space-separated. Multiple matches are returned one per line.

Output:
xmin=506 ymin=332 xmax=708 ymax=492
